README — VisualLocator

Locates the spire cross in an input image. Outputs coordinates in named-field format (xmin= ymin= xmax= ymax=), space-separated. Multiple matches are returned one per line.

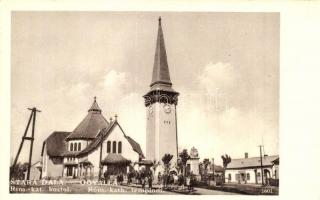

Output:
xmin=158 ymin=16 xmax=161 ymax=25
xmin=94 ymin=96 xmax=96 ymax=101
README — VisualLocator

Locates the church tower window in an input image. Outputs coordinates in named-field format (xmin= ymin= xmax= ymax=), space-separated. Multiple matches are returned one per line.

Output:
xmin=78 ymin=142 xmax=81 ymax=151
xmin=74 ymin=143 xmax=77 ymax=151
xmin=70 ymin=143 xmax=73 ymax=151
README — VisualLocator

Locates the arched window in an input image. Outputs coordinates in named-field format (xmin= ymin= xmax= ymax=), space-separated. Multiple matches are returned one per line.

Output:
xmin=118 ymin=141 xmax=122 ymax=154
xmin=107 ymin=141 xmax=111 ymax=153
xmin=247 ymin=173 xmax=250 ymax=180
xmin=78 ymin=142 xmax=81 ymax=151
xmin=112 ymin=141 xmax=116 ymax=153
xmin=70 ymin=143 xmax=73 ymax=151
xmin=74 ymin=143 xmax=77 ymax=151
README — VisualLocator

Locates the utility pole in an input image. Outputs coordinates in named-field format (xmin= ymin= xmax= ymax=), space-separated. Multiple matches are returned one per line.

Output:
xmin=11 ymin=107 xmax=41 ymax=180
xmin=259 ymin=145 xmax=264 ymax=186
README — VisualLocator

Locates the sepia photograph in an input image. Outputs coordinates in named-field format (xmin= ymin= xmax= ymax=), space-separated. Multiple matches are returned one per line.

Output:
xmin=8 ymin=11 xmax=280 ymax=195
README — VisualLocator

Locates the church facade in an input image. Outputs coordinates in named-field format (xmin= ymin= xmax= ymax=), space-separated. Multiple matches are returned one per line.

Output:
xmin=41 ymin=98 xmax=144 ymax=179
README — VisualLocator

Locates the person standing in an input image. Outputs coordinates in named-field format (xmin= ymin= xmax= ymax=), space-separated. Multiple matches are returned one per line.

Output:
xmin=148 ymin=172 xmax=153 ymax=189
xmin=186 ymin=176 xmax=191 ymax=191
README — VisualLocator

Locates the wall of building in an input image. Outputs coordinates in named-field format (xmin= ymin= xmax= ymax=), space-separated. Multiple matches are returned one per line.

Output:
xmin=225 ymin=167 xmax=274 ymax=184
xmin=147 ymin=102 xmax=177 ymax=164
xmin=42 ymin=146 xmax=64 ymax=178
xmin=146 ymin=103 xmax=156 ymax=163
xmin=67 ymin=139 xmax=89 ymax=152
xmin=272 ymin=164 xmax=279 ymax=179
xmin=86 ymin=124 xmax=140 ymax=178
xmin=187 ymin=158 xmax=200 ymax=175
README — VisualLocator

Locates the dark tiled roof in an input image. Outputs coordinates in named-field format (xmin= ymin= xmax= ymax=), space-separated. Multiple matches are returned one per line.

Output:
xmin=77 ymin=121 xmax=116 ymax=156
xmin=138 ymin=160 xmax=154 ymax=165
xmin=101 ymin=153 xmax=131 ymax=165
xmin=150 ymin=17 xmax=172 ymax=88
xmin=227 ymin=155 xmax=279 ymax=169
xmin=125 ymin=135 xmax=145 ymax=158
xmin=42 ymin=131 xmax=70 ymax=157
xmin=88 ymin=97 xmax=101 ymax=112
xmin=67 ymin=99 xmax=109 ymax=140
xmin=77 ymin=121 xmax=145 ymax=158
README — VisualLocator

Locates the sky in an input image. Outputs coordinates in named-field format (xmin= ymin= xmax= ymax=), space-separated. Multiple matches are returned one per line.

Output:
xmin=11 ymin=12 xmax=279 ymax=166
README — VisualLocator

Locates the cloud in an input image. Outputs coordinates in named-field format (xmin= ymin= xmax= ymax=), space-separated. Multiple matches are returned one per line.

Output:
xmin=177 ymin=62 xmax=278 ymax=164
xmin=198 ymin=62 xmax=237 ymax=94
xmin=103 ymin=70 xmax=127 ymax=91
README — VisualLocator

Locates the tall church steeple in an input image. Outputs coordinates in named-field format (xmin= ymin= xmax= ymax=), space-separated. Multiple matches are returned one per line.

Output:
xmin=150 ymin=17 xmax=172 ymax=88
xmin=144 ymin=17 xmax=179 ymax=166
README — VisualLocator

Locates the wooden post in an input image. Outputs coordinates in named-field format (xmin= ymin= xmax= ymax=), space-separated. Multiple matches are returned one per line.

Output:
xmin=27 ymin=108 xmax=37 ymax=180
xmin=10 ymin=111 xmax=33 ymax=177
xmin=10 ymin=107 xmax=41 ymax=180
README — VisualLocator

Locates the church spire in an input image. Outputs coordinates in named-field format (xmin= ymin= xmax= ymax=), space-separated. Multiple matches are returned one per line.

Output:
xmin=88 ymin=96 xmax=102 ymax=113
xmin=150 ymin=17 xmax=172 ymax=87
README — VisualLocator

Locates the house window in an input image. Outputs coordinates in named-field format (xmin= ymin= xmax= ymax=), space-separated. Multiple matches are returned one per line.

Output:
xmin=74 ymin=143 xmax=77 ymax=151
xmin=112 ymin=141 xmax=117 ymax=153
xmin=228 ymin=173 xmax=231 ymax=181
xmin=118 ymin=141 xmax=122 ymax=153
xmin=70 ymin=143 xmax=73 ymax=151
xmin=247 ymin=173 xmax=250 ymax=180
xmin=107 ymin=141 xmax=111 ymax=153
xmin=78 ymin=142 xmax=81 ymax=151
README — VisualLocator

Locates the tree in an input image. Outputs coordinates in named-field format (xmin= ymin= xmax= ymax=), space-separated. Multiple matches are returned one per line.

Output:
xmin=162 ymin=154 xmax=173 ymax=188
xmin=10 ymin=162 xmax=29 ymax=180
xmin=221 ymin=154 xmax=232 ymax=184
xmin=179 ymin=149 xmax=190 ymax=178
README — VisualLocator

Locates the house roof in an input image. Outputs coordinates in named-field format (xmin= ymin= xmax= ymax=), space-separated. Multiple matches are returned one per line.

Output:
xmin=101 ymin=153 xmax=131 ymax=165
xmin=66 ymin=98 xmax=109 ymax=140
xmin=227 ymin=155 xmax=279 ymax=169
xmin=214 ymin=165 xmax=224 ymax=172
xmin=76 ymin=120 xmax=145 ymax=158
xmin=41 ymin=131 xmax=70 ymax=157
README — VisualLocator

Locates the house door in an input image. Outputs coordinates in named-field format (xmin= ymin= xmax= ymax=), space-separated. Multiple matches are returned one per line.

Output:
xmin=240 ymin=173 xmax=246 ymax=183
xmin=67 ymin=166 xmax=73 ymax=177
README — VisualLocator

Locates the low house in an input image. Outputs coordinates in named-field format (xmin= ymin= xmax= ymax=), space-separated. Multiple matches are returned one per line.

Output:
xmin=225 ymin=153 xmax=279 ymax=184
xmin=23 ymin=161 xmax=42 ymax=180
xmin=41 ymin=98 xmax=144 ymax=180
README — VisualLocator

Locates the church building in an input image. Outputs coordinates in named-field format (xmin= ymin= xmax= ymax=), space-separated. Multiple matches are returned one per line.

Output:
xmin=41 ymin=97 xmax=144 ymax=179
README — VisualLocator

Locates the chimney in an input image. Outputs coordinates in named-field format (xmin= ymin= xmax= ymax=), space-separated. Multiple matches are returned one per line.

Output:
xmin=245 ymin=152 xmax=248 ymax=159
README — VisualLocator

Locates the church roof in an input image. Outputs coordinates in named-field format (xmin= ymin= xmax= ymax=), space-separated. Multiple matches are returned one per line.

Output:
xmin=150 ymin=17 xmax=172 ymax=88
xmin=77 ymin=120 xmax=145 ymax=158
xmin=101 ymin=153 xmax=131 ymax=165
xmin=41 ymin=131 xmax=70 ymax=157
xmin=227 ymin=155 xmax=279 ymax=169
xmin=66 ymin=97 xmax=109 ymax=140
